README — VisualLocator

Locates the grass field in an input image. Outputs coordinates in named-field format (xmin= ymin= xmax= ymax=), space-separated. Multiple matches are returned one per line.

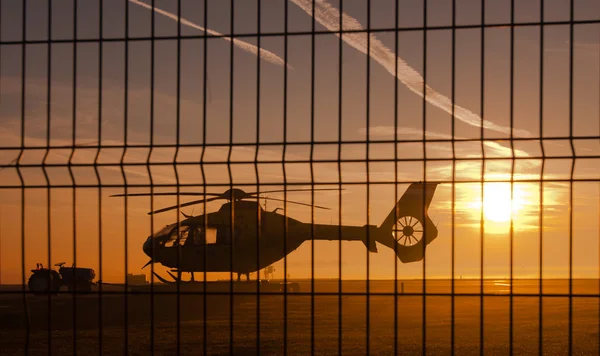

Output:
xmin=1 ymin=279 xmax=599 ymax=355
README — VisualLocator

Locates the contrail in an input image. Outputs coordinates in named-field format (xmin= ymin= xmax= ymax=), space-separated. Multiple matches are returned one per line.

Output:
xmin=129 ymin=0 xmax=291 ymax=69
xmin=291 ymin=0 xmax=530 ymax=137
xmin=362 ymin=126 xmax=530 ymax=157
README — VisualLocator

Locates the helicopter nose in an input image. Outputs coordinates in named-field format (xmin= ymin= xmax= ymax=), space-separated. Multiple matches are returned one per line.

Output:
xmin=143 ymin=236 xmax=153 ymax=257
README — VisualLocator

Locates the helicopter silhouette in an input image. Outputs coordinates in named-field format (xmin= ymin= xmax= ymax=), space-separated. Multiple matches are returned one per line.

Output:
xmin=111 ymin=182 xmax=439 ymax=282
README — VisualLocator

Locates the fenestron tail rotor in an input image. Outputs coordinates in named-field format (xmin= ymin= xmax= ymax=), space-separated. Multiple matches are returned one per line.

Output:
xmin=393 ymin=216 xmax=424 ymax=247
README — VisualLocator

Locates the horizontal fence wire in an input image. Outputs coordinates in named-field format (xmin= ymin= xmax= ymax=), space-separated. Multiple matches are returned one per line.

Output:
xmin=2 ymin=19 xmax=600 ymax=45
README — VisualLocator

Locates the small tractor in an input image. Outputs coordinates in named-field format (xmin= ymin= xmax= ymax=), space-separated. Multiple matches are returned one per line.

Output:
xmin=28 ymin=262 xmax=96 ymax=294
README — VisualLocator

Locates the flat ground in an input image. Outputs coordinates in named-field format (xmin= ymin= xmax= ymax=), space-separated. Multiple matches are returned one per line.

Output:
xmin=1 ymin=279 xmax=599 ymax=355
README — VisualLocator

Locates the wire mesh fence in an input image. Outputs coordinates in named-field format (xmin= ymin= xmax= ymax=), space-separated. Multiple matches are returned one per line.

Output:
xmin=1 ymin=0 xmax=599 ymax=355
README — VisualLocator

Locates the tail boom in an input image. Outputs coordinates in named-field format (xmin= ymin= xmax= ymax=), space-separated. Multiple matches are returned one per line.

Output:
xmin=297 ymin=182 xmax=439 ymax=263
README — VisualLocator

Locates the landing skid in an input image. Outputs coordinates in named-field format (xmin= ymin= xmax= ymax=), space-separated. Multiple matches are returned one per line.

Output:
xmin=152 ymin=271 xmax=200 ymax=284
xmin=151 ymin=271 xmax=255 ymax=284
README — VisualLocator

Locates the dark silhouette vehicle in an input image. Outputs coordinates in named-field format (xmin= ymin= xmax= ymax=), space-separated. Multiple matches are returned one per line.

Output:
xmin=279 ymin=281 xmax=301 ymax=293
xmin=112 ymin=182 xmax=439 ymax=283
xmin=28 ymin=262 xmax=96 ymax=294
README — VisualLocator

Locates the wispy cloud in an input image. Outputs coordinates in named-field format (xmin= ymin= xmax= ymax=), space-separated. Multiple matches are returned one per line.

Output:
xmin=362 ymin=126 xmax=530 ymax=158
xmin=129 ymin=0 xmax=291 ymax=69
xmin=567 ymin=40 xmax=600 ymax=52
xmin=291 ymin=0 xmax=531 ymax=138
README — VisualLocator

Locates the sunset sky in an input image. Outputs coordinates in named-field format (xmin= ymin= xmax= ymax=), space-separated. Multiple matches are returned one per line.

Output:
xmin=0 ymin=0 xmax=599 ymax=284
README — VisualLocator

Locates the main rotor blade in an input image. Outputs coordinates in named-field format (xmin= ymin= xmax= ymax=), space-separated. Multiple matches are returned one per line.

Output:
xmin=262 ymin=197 xmax=331 ymax=210
xmin=149 ymin=196 xmax=222 ymax=215
xmin=250 ymin=188 xmax=343 ymax=196
xmin=111 ymin=192 xmax=221 ymax=197
xmin=112 ymin=188 xmax=342 ymax=198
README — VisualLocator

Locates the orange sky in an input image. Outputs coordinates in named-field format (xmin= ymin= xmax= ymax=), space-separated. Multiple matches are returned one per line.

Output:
xmin=0 ymin=181 xmax=599 ymax=283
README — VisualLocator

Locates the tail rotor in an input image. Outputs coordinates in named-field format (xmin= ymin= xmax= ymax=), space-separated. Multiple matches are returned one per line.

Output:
xmin=377 ymin=182 xmax=439 ymax=263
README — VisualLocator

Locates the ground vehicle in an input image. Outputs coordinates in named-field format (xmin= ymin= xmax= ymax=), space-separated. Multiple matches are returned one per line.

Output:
xmin=279 ymin=281 xmax=301 ymax=293
xmin=28 ymin=262 xmax=96 ymax=294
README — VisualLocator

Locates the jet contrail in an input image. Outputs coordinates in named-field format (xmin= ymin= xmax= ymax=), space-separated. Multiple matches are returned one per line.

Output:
xmin=129 ymin=0 xmax=291 ymax=69
xmin=291 ymin=0 xmax=530 ymax=137
xmin=362 ymin=126 xmax=530 ymax=158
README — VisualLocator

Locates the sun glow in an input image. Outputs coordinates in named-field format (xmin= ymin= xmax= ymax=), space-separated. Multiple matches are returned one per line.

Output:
xmin=471 ymin=183 xmax=527 ymax=224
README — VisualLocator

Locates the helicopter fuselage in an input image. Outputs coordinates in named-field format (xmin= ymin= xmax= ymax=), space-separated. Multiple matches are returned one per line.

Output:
xmin=144 ymin=200 xmax=380 ymax=274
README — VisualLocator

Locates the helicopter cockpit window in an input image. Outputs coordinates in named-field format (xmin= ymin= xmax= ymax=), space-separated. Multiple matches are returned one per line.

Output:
xmin=188 ymin=227 xmax=218 ymax=245
xmin=163 ymin=226 xmax=190 ymax=247
xmin=205 ymin=228 xmax=217 ymax=244
xmin=154 ymin=224 xmax=175 ymax=238
xmin=159 ymin=225 xmax=219 ymax=247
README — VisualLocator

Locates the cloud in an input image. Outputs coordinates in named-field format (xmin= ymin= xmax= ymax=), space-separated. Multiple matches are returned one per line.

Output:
xmin=567 ymin=40 xmax=600 ymax=52
xmin=129 ymin=0 xmax=292 ymax=70
xmin=291 ymin=0 xmax=531 ymax=138
xmin=362 ymin=126 xmax=530 ymax=158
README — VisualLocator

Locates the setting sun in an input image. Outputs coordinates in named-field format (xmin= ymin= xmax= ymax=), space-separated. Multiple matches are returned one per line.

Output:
xmin=471 ymin=183 xmax=526 ymax=224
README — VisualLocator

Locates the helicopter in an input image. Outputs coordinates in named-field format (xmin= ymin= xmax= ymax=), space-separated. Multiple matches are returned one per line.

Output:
xmin=111 ymin=182 xmax=439 ymax=282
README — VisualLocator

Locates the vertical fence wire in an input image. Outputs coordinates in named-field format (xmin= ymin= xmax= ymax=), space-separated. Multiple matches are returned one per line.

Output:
xmin=421 ymin=0 xmax=428 ymax=354
xmin=174 ymin=1 xmax=183 ymax=354
xmin=121 ymin=0 xmax=130 ymax=353
xmin=337 ymin=2 xmax=344 ymax=355
xmin=228 ymin=1 xmax=236 ymax=354
xmin=282 ymin=2 xmax=290 ymax=355
xmin=568 ymin=1 xmax=575 ymax=354
xmin=95 ymin=1 xmax=104 ymax=354
xmin=479 ymin=1 xmax=486 ymax=354
xmin=393 ymin=0 xmax=400 ymax=355
xmin=143 ymin=5 xmax=157 ymax=355
xmin=255 ymin=1 xmax=263 ymax=354
xmin=509 ymin=0 xmax=515 ymax=354
xmin=147 ymin=21 xmax=156 ymax=354
xmin=43 ymin=1 xmax=53 ymax=353
xmin=451 ymin=1 xmax=457 ymax=355
xmin=201 ymin=1 xmax=209 ymax=354
xmin=538 ymin=1 xmax=546 ymax=354
xmin=310 ymin=2 xmax=316 ymax=355
xmin=366 ymin=0 xmax=372 ymax=354
xmin=18 ymin=1 xmax=30 ymax=351
xmin=69 ymin=1 xmax=78 ymax=352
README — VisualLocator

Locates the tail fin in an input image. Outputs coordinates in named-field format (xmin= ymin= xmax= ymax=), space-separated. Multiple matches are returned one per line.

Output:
xmin=377 ymin=182 xmax=439 ymax=263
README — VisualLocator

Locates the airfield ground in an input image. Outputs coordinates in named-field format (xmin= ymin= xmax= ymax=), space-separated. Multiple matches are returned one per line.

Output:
xmin=1 ymin=279 xmax=599 ymax=355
